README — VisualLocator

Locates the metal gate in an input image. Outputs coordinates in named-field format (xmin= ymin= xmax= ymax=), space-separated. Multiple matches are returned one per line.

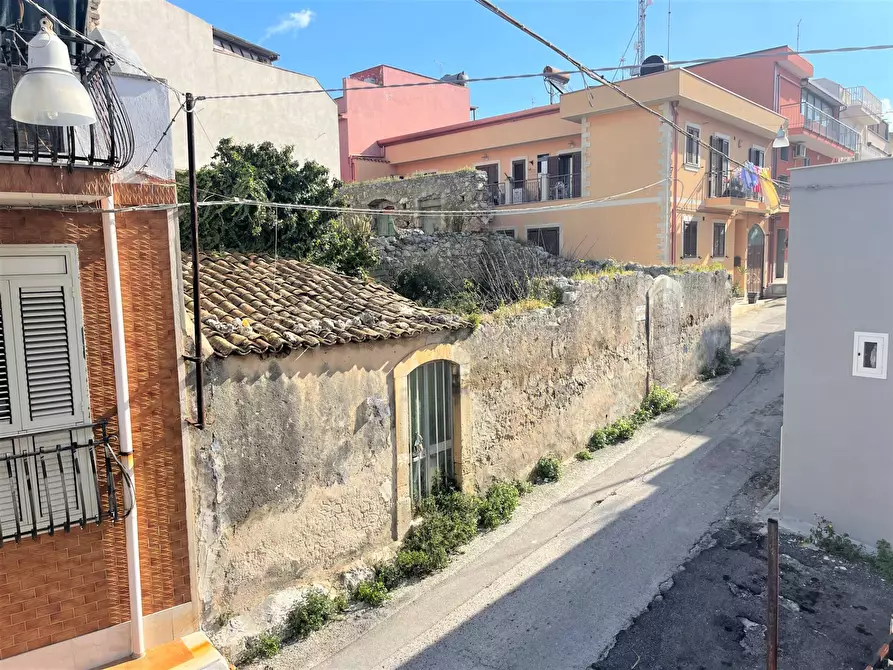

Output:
xmin=746 ymin=225 xmax=766 ymax=301
xmin=408 ymin=360 xmax=456 ymax=499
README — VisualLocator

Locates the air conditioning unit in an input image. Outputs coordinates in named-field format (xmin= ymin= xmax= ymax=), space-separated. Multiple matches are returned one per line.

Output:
xmin=793 ymin=143 xmax=807 ymax=159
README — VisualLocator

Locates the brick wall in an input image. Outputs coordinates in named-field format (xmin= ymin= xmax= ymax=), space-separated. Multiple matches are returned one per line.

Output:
xmin=0 ymin=177 xmax=189 ymax=659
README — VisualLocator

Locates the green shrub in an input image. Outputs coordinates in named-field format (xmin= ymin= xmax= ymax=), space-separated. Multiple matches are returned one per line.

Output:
xmin=532 ymin=455 xmax=562 ymax=484
xmin=810 ymin=518 xmax=893 ymax=582
xmin=876 ymin=540 xmax=893 ymax=581
xmin=285 ymin=590 xmax=347 ymax=640
xmin=243 ymin=633 xmax=281 ymax=662
xmin=588 ymin=429 xmax=608 ymax=451
xmin=374 ymin=561 xmax=403 ymax=591
xmin=609 ymin=417 xmax=636 ymax=442
xmin=404 ymin=492 xmax=480 ymax=560
xmin=479 ymin=480 xmax=521 ymax=530
xmin=354 ymin=580 xmax=390 ymax=607
xmin=630 ymin=407 xmax=653 ymax=428
xmin=642 ymin=385 xmax=678 ymax=415
xmin=575 ymin=450 xmax=593 ymax=461
xmin=513 ymin=479 xmax=533 ymax=496
xmin=396 ymin=547 xmax=447 ymax=577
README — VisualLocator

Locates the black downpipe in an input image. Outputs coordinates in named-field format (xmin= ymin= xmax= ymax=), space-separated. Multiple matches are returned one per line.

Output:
xmin=185 ymin=93 xmax=205 ymax=429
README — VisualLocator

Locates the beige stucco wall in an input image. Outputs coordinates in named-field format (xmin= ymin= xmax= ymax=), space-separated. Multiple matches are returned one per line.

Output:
xmin=99 ymin=0 xmax=339 ymax=174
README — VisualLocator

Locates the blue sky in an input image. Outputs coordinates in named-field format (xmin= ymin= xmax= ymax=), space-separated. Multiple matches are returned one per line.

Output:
xmin=174 ymin=0 xmax=893 ymax=119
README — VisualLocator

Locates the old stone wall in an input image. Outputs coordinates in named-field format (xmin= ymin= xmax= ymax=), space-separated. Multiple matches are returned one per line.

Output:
xmin=193 ymin=270 xmax=730 ymax=640
xmin=338 ymin=169 xmax=492 ymax=234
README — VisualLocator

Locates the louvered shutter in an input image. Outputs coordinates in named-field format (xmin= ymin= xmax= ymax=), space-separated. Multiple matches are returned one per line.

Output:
xmin=0 ymin=289 xmax=13 ymax=426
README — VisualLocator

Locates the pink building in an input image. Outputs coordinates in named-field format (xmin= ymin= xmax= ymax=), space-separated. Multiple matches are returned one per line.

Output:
xmin=336 ymin=65 xmax=472 ymax=181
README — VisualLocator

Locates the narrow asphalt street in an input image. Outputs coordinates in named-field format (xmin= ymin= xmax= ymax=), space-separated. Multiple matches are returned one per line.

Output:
xmin=262 ymin=301 xmax=787 ymax=670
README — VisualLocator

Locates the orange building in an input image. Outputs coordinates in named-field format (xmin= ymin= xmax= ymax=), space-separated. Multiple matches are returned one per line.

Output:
xmin=357 ymin=68 xmax=788 ymax=297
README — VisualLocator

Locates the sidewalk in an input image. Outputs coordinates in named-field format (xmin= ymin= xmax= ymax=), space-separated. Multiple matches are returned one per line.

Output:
xmin=253 ymin=303 xmax=787 ymax=670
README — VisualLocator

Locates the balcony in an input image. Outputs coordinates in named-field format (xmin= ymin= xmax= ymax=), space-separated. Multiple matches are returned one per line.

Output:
xmin=0 ymin=34 xmax=134 ymax=170
xmin=484 ymin=173 xmax=582 ymax=206
xmin=780 ymin=102 xmax=860 ymax=157
xmin=702 ymin=169 xmax=789 ymax=211
xmin=0 ymin=421 xmax=132 ymax=544
xmin=845 ymin=86 xmax=884 ymax=119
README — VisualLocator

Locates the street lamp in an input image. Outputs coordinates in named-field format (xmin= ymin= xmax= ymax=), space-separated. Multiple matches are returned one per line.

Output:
xmin=772 ymin=124 xmax=790 ymax=149
xmin=10 ymin=17 xmax=96 ymax=126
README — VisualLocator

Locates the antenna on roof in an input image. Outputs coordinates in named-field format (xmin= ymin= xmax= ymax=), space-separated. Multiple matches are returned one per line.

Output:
xmin=543 ymin=65 xmax=570 ymax=104
xmin=796 ymin=19 xmax=802 ymax=51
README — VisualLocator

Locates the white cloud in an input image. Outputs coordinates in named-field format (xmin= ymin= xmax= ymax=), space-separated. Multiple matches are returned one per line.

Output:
xmin=263 ymin=9 xmax=315 ymax=41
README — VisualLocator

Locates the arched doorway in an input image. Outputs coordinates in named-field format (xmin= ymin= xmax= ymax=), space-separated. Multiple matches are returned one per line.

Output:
xmin=746 ymin=224 xmax=766 ymax=303
xmin=407 ymin=360 xmax=457 ymax=499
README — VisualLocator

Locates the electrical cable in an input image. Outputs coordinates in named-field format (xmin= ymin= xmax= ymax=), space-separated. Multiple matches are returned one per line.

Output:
xmin=196 ymin=43 xmax=893 ymax=101
xmin=135 ymin=102 xmax=185 ymax=174
xmin=474 ymin=0 xmax=794 ymax=189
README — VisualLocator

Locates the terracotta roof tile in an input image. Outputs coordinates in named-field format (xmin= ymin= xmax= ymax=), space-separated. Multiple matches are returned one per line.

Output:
xmin=183 ymin=253 xmax=468 ymax=358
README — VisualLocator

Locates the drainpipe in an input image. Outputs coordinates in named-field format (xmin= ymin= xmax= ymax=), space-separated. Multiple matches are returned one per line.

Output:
xmin=670 ymin=101 xmax=679 ymax=263
xmin=102 ymin=193 xmax=145 ymax=659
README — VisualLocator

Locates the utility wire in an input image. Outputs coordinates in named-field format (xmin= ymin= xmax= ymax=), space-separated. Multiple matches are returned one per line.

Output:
xmin=197 ymin=43 xmax=893 ymax=101
xmin=22 ymin=0 xmax=182 ymax=99
xmin=474 ymin=0 xmax=791 ymax=189
xmin=136 ymin=102 xmax=184 ymax=174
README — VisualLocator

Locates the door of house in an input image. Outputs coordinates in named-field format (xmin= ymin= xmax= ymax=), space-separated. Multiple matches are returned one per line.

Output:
xmin=408 ymin=360 xmax=456 ymax=500
xmin=746 ymin=225 xmax=766 ymax=300
xmin=476 ymin=163 xmax=501 ymax=205
xmin=775 ymin=229 xmax=787 ymax=279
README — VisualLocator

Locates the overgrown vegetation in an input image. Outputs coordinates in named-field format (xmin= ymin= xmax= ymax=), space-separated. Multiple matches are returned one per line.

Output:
xmin=672 ymin=261 xmax=726 ymax=275
xmin=479 ymin=480 xmax=521 ymax=530
xmin=242 ymin=632 xmax=281 ymax=663
xmin=588 ymin=385 xmax=679 ymax=452
xmin=809 ymin=517 xmax=893 ymax=581
xmin=353 ymin=579 xmax=390 ymax=607
xmin=699 ymin=348 xmax=741 ymax=380
xmin=571 ymin=260 xmax=632 ymax=281
xmin=285 ymin=590 xmax=348 ymax=640
xmin=177 ymin=138 xmax=377 ymax=277
xmin=575 ymin=450 xmax=593 ymax=461
xmin=532 ymin=455 xmax=563 ymax=484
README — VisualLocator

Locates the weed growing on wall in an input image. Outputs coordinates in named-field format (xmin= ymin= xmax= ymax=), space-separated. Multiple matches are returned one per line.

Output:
xmin=353 ymin=579 xmax=390 ymax=607
xmin=575 ymin=450 xmax=593 ymax=461
xmin=479 ymin=480 xmax=521 ymax=530
xmin=809 ymin=517 xmax=893 ymax=582
xmin=588 ymin=385 xmax=679 ymax=452
xmin=242 ymin=633 xmax=282 ymax=663
xmin=699 ymin=348 xmax=741 ymax=380
xmin=532 ymin=455 xmax=563 ymax=484
xmin=285 ymin=590 xmax=348 ymax=640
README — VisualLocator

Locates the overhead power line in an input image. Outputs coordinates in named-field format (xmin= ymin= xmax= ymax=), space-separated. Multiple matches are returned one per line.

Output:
xmin=197 ymin=43 xmax=893 ymax=101
xmin=473 ymin=0 xmax=792 ymax=189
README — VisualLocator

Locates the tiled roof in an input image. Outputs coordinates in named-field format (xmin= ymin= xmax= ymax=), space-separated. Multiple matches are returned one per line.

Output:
xmin=183 ymin=253 xmax=468 ymax=357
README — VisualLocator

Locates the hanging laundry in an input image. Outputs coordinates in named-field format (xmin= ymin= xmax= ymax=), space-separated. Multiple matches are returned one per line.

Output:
xmin=741 ymin=161 xmax=759 ymax=192
xmin=759 ymin=167 xmax=781 ymax=211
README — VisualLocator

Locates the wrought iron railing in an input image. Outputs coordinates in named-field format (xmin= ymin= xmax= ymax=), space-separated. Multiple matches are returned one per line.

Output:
xmin=484 ymin=173 xmax=582 ymax=206
xmin=0 ymin=420 xmax=132 ymax=544
xmin=845 ymin=86 xmax=884 ymax=118
xmin=780 ymin=102 xmax=860 ymax=153
xmin=0 ymin=34 xmax=134 ymax=170
xmin=706 ymin=169 xmax=791 ymax=207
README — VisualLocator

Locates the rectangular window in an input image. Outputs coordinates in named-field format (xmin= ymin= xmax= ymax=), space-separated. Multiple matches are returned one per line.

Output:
xmin=494 ymin=229 xmax=516 ymax=238
xmin=779 ymin=146 xmax=790 ymax=162
xmin=527 ymin=227 xmax=560 ymax=256
xmin=712 ymin=222 xmax=726 ymax=258
xmin=682 ymin=220 xmax=698 ymax=258
xmin=748 ymin=148 xmax=765 ymax=167
xmin=0 ymin=247 xmax=95 ymax=538
xmin=511 ymin=160 xmax=526 ymax=184
xmin=685 ymin=125 xmax=700 ymax=166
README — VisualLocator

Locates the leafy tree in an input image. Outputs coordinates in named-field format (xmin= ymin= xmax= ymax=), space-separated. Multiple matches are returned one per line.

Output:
xmin=177 ymin=138 xmax=376 ymax=276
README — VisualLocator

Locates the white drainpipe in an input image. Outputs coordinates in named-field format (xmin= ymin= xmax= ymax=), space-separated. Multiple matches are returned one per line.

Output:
xmin=102 ymin=193 xmax=146 ymax=658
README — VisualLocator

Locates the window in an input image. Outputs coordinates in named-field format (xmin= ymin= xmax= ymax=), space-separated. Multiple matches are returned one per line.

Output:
xmin=682 ymin=220 xmax=698 ymax=258
xmin=778 ymin=146 xmax=790 ymax=162
xmin=801 ymin=90 xmax=835 ymax=118
xmin=527 ymin=227 xmax=560 ymax=256
xmin=685 ymin=125 xmax=700 ymax=166
xmin=712 ymin=222 xmax=726 ymax=258
xmin=408 ymin=360 xmax=457 ymax=498
xmin=511 ymin=160 xmax=526 ymax=184
xmin=212 ymin=31 xmax=274 ymax=64
xmin=0 ymin=247 xmax=95 ymax=537
xmin=494 ymin=229 xmax=516 ymax=238
xmin=418 ymin=199 xmax=442 ymax=234
xmin=748 ymin=148 xmax=765 ymax=167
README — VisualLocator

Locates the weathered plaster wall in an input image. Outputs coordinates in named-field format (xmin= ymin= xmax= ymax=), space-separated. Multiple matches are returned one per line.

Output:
xmin=339 ymin=169 xmax=491 ymax=233
xmin=192 ymin=271 xmax=730 ymax=629
xmin=191 ymin=334 xmax=453 ymax=619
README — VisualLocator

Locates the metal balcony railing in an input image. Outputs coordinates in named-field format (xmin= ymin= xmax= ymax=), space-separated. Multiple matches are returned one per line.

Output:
xmin=706 ymin=169 xmax=791 ymax=207
xmin=0 ymin=421 xmax=132 ymax=544
xmin=780 ymin=102 xmax=861 ymax=153
xmin=0 ymin=33 xmax=134 ymax=170
xmin=845 ymin=86 xmax=884 ymax=118
xmin=484 ymin=173 xmax=582 ymax=206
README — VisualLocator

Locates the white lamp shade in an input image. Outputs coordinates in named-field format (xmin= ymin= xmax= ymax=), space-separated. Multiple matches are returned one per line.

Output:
xmin=772 ymin=126 xmax=790 ymax=149
xmin=10 ymin=20 xmax=97 ymax=127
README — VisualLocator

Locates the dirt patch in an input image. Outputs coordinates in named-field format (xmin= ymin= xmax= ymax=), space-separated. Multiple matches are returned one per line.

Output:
xmin=593 ymin=522 xmax=892 ymax=670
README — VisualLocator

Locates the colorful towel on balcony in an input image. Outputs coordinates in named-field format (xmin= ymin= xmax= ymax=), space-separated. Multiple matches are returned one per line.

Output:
xmin=759 ymin=167 xmax=781 ymax=212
